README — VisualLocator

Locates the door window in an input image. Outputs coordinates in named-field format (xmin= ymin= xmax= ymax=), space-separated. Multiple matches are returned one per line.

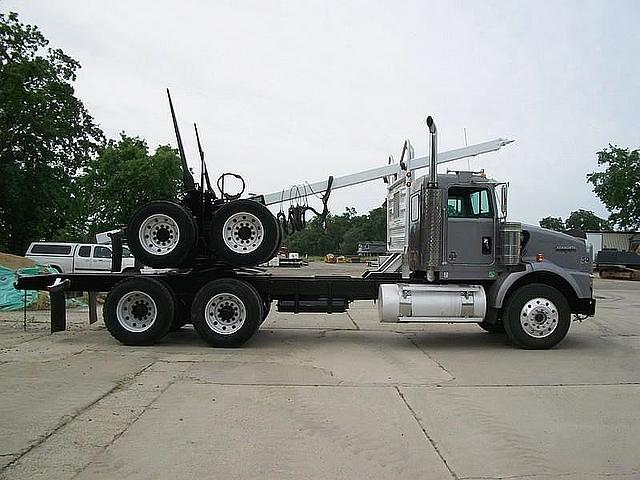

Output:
xmin=447 ymin=187 xmax=493 ymax=218
xmin=94 ymin=246 xmax=112 ymax=259
xmin=78 ymin=246 xmax=91 ymax=257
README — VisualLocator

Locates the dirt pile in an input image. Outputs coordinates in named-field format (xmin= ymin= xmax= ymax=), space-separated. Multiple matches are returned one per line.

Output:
xmin=0 ymin=252 xmax=36 ymax=270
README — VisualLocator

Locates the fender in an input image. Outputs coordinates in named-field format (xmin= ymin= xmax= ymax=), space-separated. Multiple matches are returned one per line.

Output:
xmin=488 ymin=261 xmax=589 ymax=309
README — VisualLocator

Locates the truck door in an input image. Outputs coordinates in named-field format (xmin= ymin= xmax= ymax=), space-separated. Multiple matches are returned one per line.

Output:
xmin=446 ymin=186 xmax=495 ymax=265
xmin=75 ymin=245 xmax=94 ymax=271
xmin=93 ymin=246 xmax=113 ymax=271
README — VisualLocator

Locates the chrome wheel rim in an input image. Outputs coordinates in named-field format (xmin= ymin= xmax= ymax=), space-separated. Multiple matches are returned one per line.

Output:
xmin=520 ymin=297 xmax=559 ymax=338
xmin=116 ymin=291 xmax=157 ymax=332
xmin=222 ymin=212 xmax=264 ymax=254
xmin=139 ymin=214 xmax=181 ymax=255
xmin=204 ymin=293 xmax=246 ymax=335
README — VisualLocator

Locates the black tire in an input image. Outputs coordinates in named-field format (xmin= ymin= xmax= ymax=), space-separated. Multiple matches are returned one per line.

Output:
xmin=167 ymin=288 xmax=192 ymax=331
xmin=503 ymin=283 xmax=571 ymax=349
xmin=127 ymin=201 xmax=197 ymax=268
xmin=209 ymin=199 xmax=280 ymax=267
xmin=191 ymin=278 xmax=263 ymax=347
xmin=477 ymin=320 xmax=505 ymax=334
xmin=103 ymin=277 xmax=175 ymax=345
xmin=261 ymin=298 xmax=272 ymax=325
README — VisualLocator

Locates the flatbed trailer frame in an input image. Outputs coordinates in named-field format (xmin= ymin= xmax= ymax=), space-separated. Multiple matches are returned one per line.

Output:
xmin=15 ymin=269 xmax=401 ymax=333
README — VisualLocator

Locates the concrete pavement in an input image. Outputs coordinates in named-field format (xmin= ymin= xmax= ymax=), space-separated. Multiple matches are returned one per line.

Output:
xmin=0 ymin=274 xmax=638 ymax=479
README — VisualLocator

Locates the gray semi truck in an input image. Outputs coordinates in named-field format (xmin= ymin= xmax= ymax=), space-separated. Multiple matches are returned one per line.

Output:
xmin=16 ymin=99 xmax=595 ymax=350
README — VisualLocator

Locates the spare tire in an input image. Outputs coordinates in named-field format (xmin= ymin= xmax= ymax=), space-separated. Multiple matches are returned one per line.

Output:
xmin=127 ymin=201 xmax=197 ymax=268
xmin=209 ymin=199 xmax=280 ymax=267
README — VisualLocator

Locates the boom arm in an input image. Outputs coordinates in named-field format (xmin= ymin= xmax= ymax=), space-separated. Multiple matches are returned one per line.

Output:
xmin=262 ymin=138 xmax=514 ymax=206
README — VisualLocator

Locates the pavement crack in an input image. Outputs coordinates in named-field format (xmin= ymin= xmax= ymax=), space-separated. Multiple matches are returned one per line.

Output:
xmin=0 ymin=360 xmax=155 ymax=474
xmin=69 ymin=363 xmax=186 ymax=480
xmin=345 ymin=311 xmax=360 ymax=330
xmin=407 ymin=335 xmax=456 ymax=382
xmin=394 ymin=386 xmax=458 ymax=480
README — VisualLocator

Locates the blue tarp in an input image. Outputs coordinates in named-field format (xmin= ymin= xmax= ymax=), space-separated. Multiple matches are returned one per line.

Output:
xmin=0 ymin=265 xmax=56 ymax=311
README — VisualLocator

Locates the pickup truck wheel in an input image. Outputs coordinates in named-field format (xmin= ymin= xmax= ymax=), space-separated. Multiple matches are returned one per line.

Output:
xmin=191 ymin=279 xmax=263 ymax=347
xmin=209 ymin=200 xmax=280 ymax=267
xmin=104 ymin=277 xmax=174 ymax=345
xmin=127 ymin=201 xmax=197 ymax=268
xmin=503 ymin=283 xmax=570 ymax=349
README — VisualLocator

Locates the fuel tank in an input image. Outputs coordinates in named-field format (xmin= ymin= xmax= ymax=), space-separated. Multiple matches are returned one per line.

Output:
xmin=378 ymin=283 xmax=486 ymax=323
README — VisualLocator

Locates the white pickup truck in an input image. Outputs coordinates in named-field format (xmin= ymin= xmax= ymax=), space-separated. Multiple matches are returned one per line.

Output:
xmin=25 ymin=242 xmax=136 ymax=273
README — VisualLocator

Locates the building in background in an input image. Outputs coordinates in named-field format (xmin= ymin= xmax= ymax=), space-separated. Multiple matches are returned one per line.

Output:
xmin=357 ymin=241 xmax=387 ymax=256
xmin=585 ymin=231 xmax=640 ymax=262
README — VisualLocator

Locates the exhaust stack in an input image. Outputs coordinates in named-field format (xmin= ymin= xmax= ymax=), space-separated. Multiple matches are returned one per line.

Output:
xmin=426 ymin=116 xmax=438 ymax=187
xmin=423 ymin=116 xmax=442 ymax=279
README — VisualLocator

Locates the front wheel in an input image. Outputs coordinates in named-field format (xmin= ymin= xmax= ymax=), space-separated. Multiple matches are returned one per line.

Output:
xmin=191 ymin=279 xmax=263 ymax=347
xmin=503 ymin=283 xmax=571 ymax=349
xmin=477 ymin=320 xmax=505 ymax=334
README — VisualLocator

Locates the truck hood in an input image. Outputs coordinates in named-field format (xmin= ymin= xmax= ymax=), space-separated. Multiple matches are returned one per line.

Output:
xmin=520 ymin=224 xmax=590 ymax=272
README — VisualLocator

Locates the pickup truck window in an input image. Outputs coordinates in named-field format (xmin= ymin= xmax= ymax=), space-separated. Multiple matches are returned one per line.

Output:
xmin=94 ymin=246 xmax=112 ymax=259
xmin=78 ymin=246 xmax=91 ymax=257
xmin=30 ymin=244 xmax=72 ymax=255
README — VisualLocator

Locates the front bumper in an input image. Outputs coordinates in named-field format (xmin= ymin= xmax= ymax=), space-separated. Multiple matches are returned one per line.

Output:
xmin=573 ymin=297 xmax=596 ymax=316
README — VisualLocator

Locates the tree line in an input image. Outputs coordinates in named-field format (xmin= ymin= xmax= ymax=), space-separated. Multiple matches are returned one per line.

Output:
xmin=0 ymin=12 xmax=184 ymax=254
xmin=1 ymin=12 xmax=638 ymax=257
xmin=539 ymin=146 xmax=640 ymax=233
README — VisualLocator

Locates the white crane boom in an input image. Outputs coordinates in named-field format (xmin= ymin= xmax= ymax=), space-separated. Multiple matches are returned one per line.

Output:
xmin=262 ymin=137 xmax=514 ymax=206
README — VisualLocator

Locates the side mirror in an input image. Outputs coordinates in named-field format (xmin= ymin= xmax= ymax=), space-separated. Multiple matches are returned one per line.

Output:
xmin=500 ymin=183 xmax=509 ymax=219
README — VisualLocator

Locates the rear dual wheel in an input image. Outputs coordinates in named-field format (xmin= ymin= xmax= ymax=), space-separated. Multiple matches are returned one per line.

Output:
xmin=104 ymin=277 xmax=175 ymax=345
xmin=191 ymin=278 xmax=263 ymax=347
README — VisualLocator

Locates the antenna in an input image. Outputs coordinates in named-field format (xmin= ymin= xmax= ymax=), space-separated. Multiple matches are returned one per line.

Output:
xmin=194 ymin=123 xmax=213 ymax=193
xmin=166 ymin=89 xmax=195 ymax=191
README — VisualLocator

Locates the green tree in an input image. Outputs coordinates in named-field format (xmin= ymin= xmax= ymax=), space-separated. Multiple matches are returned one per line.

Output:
xmin=587 ymin=145 xmax=640 ymax=230
xmin=539 ymin=216 xmax=564 ymax=231
xmin=80 ymin=135 xmax=182 ymax=238
xmin=284 ymin=203 xmax=387 ymax=256
xmin=0 ymin=12 xmax=103 ymax=254
xmin=565 ymin=209 xmax=609 ymax=231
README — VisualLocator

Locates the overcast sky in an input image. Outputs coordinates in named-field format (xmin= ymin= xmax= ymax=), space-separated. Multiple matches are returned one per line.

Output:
xmin=5 ymin=0 xmax=639 ymax=224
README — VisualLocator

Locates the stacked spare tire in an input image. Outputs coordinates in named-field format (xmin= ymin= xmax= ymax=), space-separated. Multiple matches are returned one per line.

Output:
xmin=103 ymin=90 xmax=283 ymax=348
xmin=126 ymin=199 xmax=281 ymax=269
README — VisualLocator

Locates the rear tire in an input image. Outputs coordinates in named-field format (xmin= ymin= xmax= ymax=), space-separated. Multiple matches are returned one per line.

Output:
xmin=168 ymin=289 xmax=192 ymax=331
xmin=503 ymin=283 xmax=571 ymax=349
xmin=209 ymin=200 xmax=280 ymax=267
xmin=103 ymin=277 xmax=175 ymax=345
xmin=191 ymin=278 xmax=263 ymax=347
xmin=261 ymin=298 xmax=272 ymax=325
xmin=127 ymin=201 xmax=197 ymax=268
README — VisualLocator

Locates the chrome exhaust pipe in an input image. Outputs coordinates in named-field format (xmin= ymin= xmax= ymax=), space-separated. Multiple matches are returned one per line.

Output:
xmin=426 ymin=116 xmax=437 ymax=187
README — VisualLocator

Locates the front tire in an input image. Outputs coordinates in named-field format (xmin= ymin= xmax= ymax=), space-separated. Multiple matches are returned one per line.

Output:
xmin=127 ymin=201 xmax=197 ymax=268
xmin=191 ymin=278 xmax=263 ymax=347
xmin=477 ymin=320 xmax=505 ymax=334
xmin=103 ymin=277 xmax=175 ymax=345
xmin=503 ymin=283 xmax=571 ymax=349
xmin=209 ymin=200 xmax=280 ymax=267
